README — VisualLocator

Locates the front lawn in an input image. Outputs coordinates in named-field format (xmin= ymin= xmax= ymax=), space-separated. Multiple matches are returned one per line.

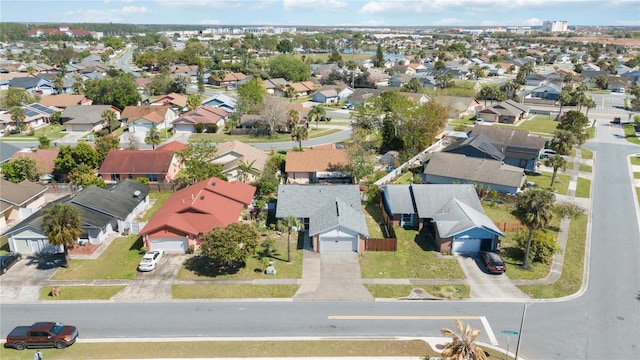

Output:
xmin=518 ymin=214 xmax=587 ymax=297
xmin=579 ymin=164 xmax=592 ymax=173
xmin=580 ymin=147 xmax=593 ymax=160
xmin=526 ymin=171 xmax=570 ymax=195
xmin=39 ymin=285 xmax=125 ymax=300
xmin=189 ymin=128 xmax=341 ymax=144
xmin=575 ymin=177 xmax=591 ymax=198
xmin=496 ymin=116 xmax=558 ymax=135
xmin=359 ymin=227 xmax=465 ymax=279
xmin=176 ymin=231 xmax=303 ymax=280
xmin=51 ymin=235 xmax=143 ymax=280
xmin=172 ymin=284 xmax=299 ymax=299
xmin=630 ymin=155 xmax=640 ymax=166
xmin=623 ymin=124 xmax=640 ymax=145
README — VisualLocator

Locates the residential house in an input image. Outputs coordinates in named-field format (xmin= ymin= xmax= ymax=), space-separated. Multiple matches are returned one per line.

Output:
xmin=388 ymin=73 xmax=413 ymax=87
xmin=8 ymin=76 xmax=55 ymax=95
xmin=61 ymin=105 xmax=120 ymax=132
xmin=524 ymin=73 xmax=547 ymax=87
xmin=0 ymin=103 xmax=60 ymax=132
xmin=285 ymin=146 xmax=351 ymax=184
xmin=348 ymin=88 xmax=384 ymax=106
xmin=202 ymin=92 xmax=237 ymax=112
xmin=121 ymin=105 xmax=177 ymax=140
xmin=607 ymin=76 xmax=629 ymax=93
xmin=38 ymin=73 xmax=76 ymax=94
xmin=10 ymin=148 xmax=59 ymax=179
xmin=435 ymin=96 xmax=482 ymax=119
xmin=172 ymin=105 xmax=228 ymax=133
xmin=398 ymin=92 xmax=430 ymax=106
xmin=263 ymin=78 xmax=289 ymax=96
xmin=155 ymin=141 xmax=187 ymax=153
xmin=0 ymin=142 xmax=22 ymax=164
xmin=140 ymin=177 xmax=256 ymax=253
xmin=212 ymin=140 xmax=268 ymax=182
xmin=312 ymin=89 xmax=338 ymax=104
xmin=287 ymin=81 xmax=318 ymax=98
xmin=275 ymin=184 xmax=369 ymax=252
xmin=210 ymin=72 xmax=246 ymax=87
xmin=0 ymin=179 xmax=48 ymax=230
xmin=98 ymin=149 xmax=181 ymax=184
xmin=421 ymin=152 xmax=525 ymax=195
xmin=5 ymin=180 xmax=150 ymax=253
xmin=151 ymin=92 xmax=188 ymax=112
xmin=39 ymin=94 xmax=93 ymax=109
xmin=462 ymin=125 xmax=546 ymax=172
xmin=476 ymin=100 xmax=530 ymax=124
xmin=530 ymin=83 xmax=563 ymax=100
xmin=380 ymin=184 xmax=503 ymax=254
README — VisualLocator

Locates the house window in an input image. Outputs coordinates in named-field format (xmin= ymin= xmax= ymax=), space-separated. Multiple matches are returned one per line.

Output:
xmin=128 ymin=174 xmax=133 ymax=179
xmin=147 ymin=174 xmax=158 ymax=182
xmin=401 ymin=214 xmax=413 ymax=227
xmin=110 ymin=174 xmax=120 ymax=182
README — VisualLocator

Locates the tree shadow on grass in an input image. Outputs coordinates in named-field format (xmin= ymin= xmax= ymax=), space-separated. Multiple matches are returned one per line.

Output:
xmin=501 ymin=246 xmax=524 ymax=266
xmin=183 ymin=255 xmax=244 ymax=278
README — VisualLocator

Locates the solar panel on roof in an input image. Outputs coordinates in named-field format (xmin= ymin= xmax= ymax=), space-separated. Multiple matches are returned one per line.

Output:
xmin=31 ymin=103 xmax=53 ymax=114
xmin=24 ymin=109 xmax=39 ymax=117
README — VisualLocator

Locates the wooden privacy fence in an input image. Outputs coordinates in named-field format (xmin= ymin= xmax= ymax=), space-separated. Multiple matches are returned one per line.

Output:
xmin=365 ymin=237 xmax=397 ymax=251
xmin=494 ymin=222 xmax=526 ymax=232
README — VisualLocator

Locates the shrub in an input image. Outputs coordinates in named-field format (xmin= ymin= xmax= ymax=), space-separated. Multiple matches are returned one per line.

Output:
xmin=514 ymin=230 xmax=560 ymax=264
xmin=206 ymin=124 xmax=218 ymax=133
xmin=195 ymin=123 xmax=205 ymax=133
xmin=139 ymin=246 xmax=149 ymax=255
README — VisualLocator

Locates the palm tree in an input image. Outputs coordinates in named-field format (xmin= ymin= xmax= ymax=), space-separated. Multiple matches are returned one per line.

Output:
xmin=557 ymin=89 xmax=573 ymax=117
xmin=144 ymin=126 xmax=162 ymax=150
xmin=237 ymin=159 xmax=257 ymax=183
xmin=543 ymin=155 xmax=567 ymax=187
xmin=10 ymin=106 xmax=26 ymax=134
xmin=41 ymin=203 xmax=82 ymax=267
xmin=438 ymin=320 xmax=487 ymax=360
xmin=286 ymin=86 xmax=297 ymax=101
xmin=550 ymin=129 xmax=577 ymax=155
xmin=286 ymin=109 xmax=300 ymax=132
xmin=583 ymin=97 xmax=596 ymax=116
xmin=515 ymin=188 xmax=555 ymax=269
xmin=101 ymin=109 xmax=117 ymax=133
xmin=277 ymin=216 xmax=302 ymax=263
xmin=308 ymin=105 xmax=326 ymax=130
xmin=291 ymin=125 xmax=309 ymax=150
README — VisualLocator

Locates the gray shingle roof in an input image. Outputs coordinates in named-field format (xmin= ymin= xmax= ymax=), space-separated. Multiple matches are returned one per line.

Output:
xmin=276 ymin=185 xmax=368 ymax=237
xmin=70 ymin=179 xmax=149 ymax=220
xmin=61 ymin=105 xmax=115 ymax=124
xmin=443 ymin=133 xmax=505 ymax=161
xmin=434 ymin=198 xmax=503 ymax=238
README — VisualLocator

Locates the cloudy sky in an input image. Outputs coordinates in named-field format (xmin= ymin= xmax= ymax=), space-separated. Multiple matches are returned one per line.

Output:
xmin=1 ymin=0 xmax=638 ymax=27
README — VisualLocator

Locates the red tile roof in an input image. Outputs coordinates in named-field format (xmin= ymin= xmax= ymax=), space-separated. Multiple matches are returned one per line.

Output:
xmin=155 ymin=141 xmax=187 ymax=152
xmin=285 ymin=148 xmax=349 ymax=172
xmin=121 ymin=105 xmax=171 ymax=124
xmin=140 ymin=177 xmax=256 ymax=238
xmin=10 ymin=149 xmax=59 ymax=174
xmin=98 ymin=150 xmax=175 ymax=174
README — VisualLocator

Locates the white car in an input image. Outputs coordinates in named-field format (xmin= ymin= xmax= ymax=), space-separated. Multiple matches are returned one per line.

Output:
xmin=137 ymin=250 xmax=164 ymax=272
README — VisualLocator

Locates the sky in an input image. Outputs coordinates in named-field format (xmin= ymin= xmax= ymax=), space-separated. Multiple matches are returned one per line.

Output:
xmin=1 ymin=0 xmax=639 ymax=27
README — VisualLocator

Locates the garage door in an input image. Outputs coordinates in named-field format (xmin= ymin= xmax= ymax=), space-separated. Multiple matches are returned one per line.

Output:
xmin=451 ymin=238 xmax=481 ymax=254
xmin=174 ymin=125 xmax=194 ymax=133
xmin=150 ymin=238 xmax=187 ymax=253
xmin=319 ymin=235 xmax=357 ymax=252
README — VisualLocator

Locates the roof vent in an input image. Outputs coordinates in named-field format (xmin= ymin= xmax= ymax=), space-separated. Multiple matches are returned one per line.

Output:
xmin=200 ymin=196 xmax=205 ymax=200
xmin=133 ymin=190 xmax=141 ymax=197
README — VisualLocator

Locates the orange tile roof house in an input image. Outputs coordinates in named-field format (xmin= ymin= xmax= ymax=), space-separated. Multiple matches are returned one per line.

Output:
xmin=10 ymin=148 xmax=59 ymax=178
xmin=151 ymin=92 xmax=188 ymax=109
xmin=39 ymin=94 xmax=93 ymax=108
xmin=98 ymin=150 xmax=181 ymax=184
xmin=285 ymin=147 xmax=351 ymax=184
xmin=172 ymin=105 xmax=229 ymax=133
xmin=140 ymin=177 xmax=256 ymax=253
xmin=121 ymin=105 xmax=177 ymax=140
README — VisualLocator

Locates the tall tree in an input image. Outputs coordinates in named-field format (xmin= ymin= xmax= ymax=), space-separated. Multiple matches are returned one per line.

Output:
xmin=515 ymin=188 xmax=555 ymax=269
xmin=543 ymin=155 xmax=567 ymax=187
xmin=439 ymin=320 xmax=487 ymax=360
xmin=557 ymin=110 xmax=589 ymax=145
xmin=308 ymin=105 xmax=326 ymax=130
xmin=144 ymin=126 xmax=162 ymax=150
xmin=101 ymin=109 xmax=118 ymax=133
xmin=1 ymin=157 xmax=39 ymax=183
xmin=557 ymin=89 xmax=573 ymax=116
xmin=277 ymin=216 xmax=302 ymax=263
xmin=10 ymin=106 xmax=26 ymax=133
xmin=291 ymin=125 xmax=309 ymax=150
xmin=286 ymin=109 xmax=300 ymax=132
xmin=54 ymin=143 xmax=100 ymax=175
xmin=186 ymin=93 xmax=202 ymax=111
xmin=237 ymin=159 xmax=258 ymax=183
xmin=94 ymin=134 xmax=120 ymax=164
xmin=200 ymin=222 xmax=259 ymax=272
xmin=549 ymin=129 xmax=577 ymax=155
xmin=373 ymin=45 xmax=384 ymax=68
xmin=237 ymin=78 xmax=267 ymax=114
xmin=41 ymin=203 xmax=82 ymax=266
xmin=175 ymin=140 xmax=227 ymax=186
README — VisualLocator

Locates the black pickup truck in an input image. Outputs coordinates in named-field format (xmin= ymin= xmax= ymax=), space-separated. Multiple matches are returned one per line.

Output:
xmin=4 ymin=322 xmax=78 ymax=350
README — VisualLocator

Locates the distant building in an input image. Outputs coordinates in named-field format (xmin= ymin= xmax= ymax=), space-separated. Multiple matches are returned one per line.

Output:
xmin=542 ymin=21 xmax=568 ymax=32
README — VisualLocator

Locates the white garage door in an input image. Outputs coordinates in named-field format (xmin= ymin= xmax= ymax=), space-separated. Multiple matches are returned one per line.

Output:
xmin=150 ymin=238 xmax=187 ymax=253
xmin=174 ymin=124 xmax=194 ymax=133
xmin=320 ymin=236 xmax=357 ymax=252
xmin=451 ymin=238 xmax=481 ymax=254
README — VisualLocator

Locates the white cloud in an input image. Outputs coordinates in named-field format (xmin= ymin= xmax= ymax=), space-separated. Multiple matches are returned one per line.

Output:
xmin=62 ymin=6 xmax=150 ymax=23
xmin=249 ymin=0 xmax=278 ymax=11
xmin=154 ymin=0 xmax=242 ymax=9
xmin=359 ymin=0 xmax=610 ymax=15
xmin=121 ymin=6 xmax=151 ymax=14
xmin=283 ymin=0 xmax=350 ymax=12
xmin=361 ymin=19 xmax=387 ymax=26
xmin=198 ymin=19 xmax=221 ymax=25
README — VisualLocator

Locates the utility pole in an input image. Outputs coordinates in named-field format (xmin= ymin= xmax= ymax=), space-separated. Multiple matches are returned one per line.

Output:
xmin=514 ymin=303 xmax=532 ymax=360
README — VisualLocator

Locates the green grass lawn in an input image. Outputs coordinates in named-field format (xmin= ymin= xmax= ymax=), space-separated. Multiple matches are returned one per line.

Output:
xmin=634 ymin=173 xmax=640 ymax=179
xmin=526 ymin=171 xmax=570 ymax=195
xmin=39 ymin=286 xmax=125 ymax=300
xmin=392 ymin=171 xmax=414 ymax=184
xmin=575 ymin=177 xmax=591 ymax=198
xmin=630 ymin=155 xmax=640 ymax=166
xmin=481 ymin=201 xmax=518 ymax=223
xmin=51 ymin=235 xmax=143 ymax=280
xmin=518 ymin=214 xmax=587 ymax=297
xmin=496 ymin=116 xmax=558 ymax=135
xmin=449 ymin=116 xmax=475 ymax=128
xmin=364 ymin=284 xmax=470 ymax=299
xmin=623 ymin=124 xmax=640 ymax=145
xmin=580 ymin=147 xmax=593 ymax=160
xmin=176 ymin=231 xmax=303 ymax=280
xmin=359 ymin=227 xmax=465 ymax=279
xmin=2 ymin=124 xmax=66 ymax=141
xmin=363 ymin=202 xmax=385 ymax=238
xmin=0 ymin=235 xmax=9 ymax=254
xmin=137 ymin=192 xmax=173 ymax=221
xmin=579 ymin=164 xmax=592 ymax=173
xmin=172 ymin=284 xmax=299 ymax=299
xmin=637 ymin=188 xmax=640 ymax=207
xmin=190 ymin=128 xmax=341 ymax=144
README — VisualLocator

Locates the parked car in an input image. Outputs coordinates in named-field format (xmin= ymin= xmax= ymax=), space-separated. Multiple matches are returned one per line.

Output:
xmin=479 ymin=251 xmax=506 ymax=274
xmin=0 ymin=252 xmax=22 ymax=275
xmin=540 ymin=148 xmax=557 ymax=159
xmin=4 ymin=322 xmax=78 ymax=350
xmin=137 ymin=250 xmax=164 ymax=272
xmin=342 ymin=104 xmax=354 ymax=110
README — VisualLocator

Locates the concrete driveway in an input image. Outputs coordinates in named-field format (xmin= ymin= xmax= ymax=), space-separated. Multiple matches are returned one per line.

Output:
xmin=456 ymin=254 xmax=529 ymax=300
xmin=111 ymin=253 xmax=188 ymax=301
xmin=0 ymin=253 xmax=61 ymax=302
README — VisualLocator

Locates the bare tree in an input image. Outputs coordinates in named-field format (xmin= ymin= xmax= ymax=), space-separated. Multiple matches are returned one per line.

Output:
xmin=260 ymin=97 xmax=288 ymax=136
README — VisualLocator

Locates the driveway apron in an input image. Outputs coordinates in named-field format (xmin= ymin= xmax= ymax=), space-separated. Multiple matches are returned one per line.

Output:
xmin=294 ymin=251 xmax=373 ymax=301
xmin=456 ymin=255 xmax=530 ymax=300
